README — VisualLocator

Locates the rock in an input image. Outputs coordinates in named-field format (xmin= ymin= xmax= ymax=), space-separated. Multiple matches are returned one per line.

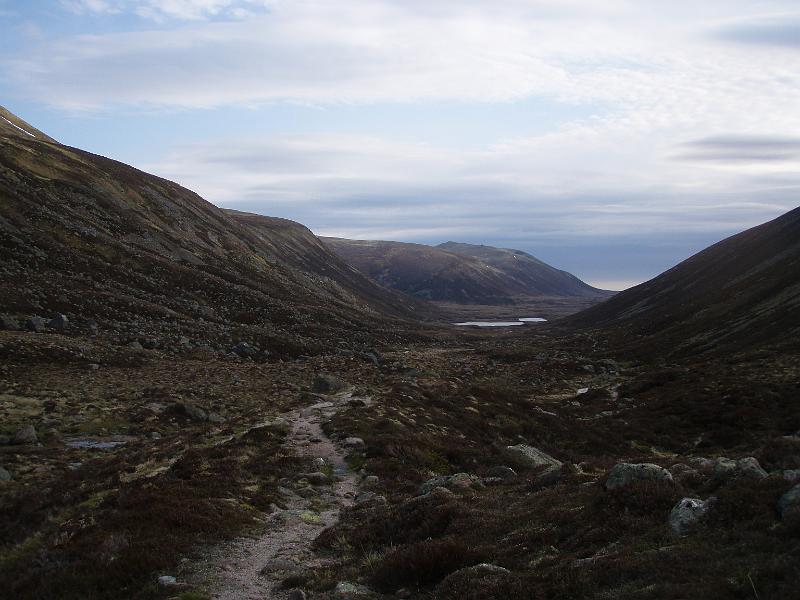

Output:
xmin=0 ymin=315 xmax=19 ymax=330
xmin=231 ymin=341 xmax=256 ymax=357
xmin=605 ymin=463 xmax=674 ymax=490
xmin=504 ymin=445 xmax=562 ymax=472
xmin=486 ymin=466 xmax=517 ymax=480
xmin=714 ymin=456 xmax=768 ymax=480
xmin=670 ymin=462 xmax=702 ymax=485
xmin=0 ymin=466 xmax=11 ymax=481
xmin=13 ymin=425 xmax=38 ymax=445
xmin=783 ymin=469 xmax=800 ymax=484
xmin=303 ymin=472 xmax=330 ymax=486
xmin=269 ymin=418 xmax=291 ymax=434
xmin=355 ymin=491 xmax=388 ymax=506
xmin=778 ymin=484 xmax=800 ymax=520
xmin=334 ymin=581 xmax=374 ymax=599
xmin=313 ymin=374 xmax=347 ymax=394
xmin=344 ymin=437 xmax=365 ymax=449
xmin=171 ymin=402 xmax=208 ymax=422
xmin=25 ymin=317 xmax=47 ymax=332
xmin=208 ymin=412 xmax=226 ymax=424
xmin=736 ymin=457 xmax=768 ymax=480
xmin=437 ymin=563 xmax=511 ymax=594
xmin=420 ymin=473 xmax=480 ymax=495
xmin=157 ymin=575 xmax=177 ymax=587
xmin=669 ymin=498 xmax=710 ymax=535
xmin=363 ymin=350 xmax=382 ymax=366
xmin=312 ymin=457 xmax=327 ymax=470
xmin=362 ymin=475 xmax=379 ymax=488
xmin=287 ymin=590 xmax=307 ymax=600
xmin=260 ymin=558 xmax=300 ymax=574
xmin=86 ymin=319 xmax=99 ymax=335
xmin=127 ymin=340 xmax=143 ymax=350
xmin=48 ymin=314 xmax=69 ymax=331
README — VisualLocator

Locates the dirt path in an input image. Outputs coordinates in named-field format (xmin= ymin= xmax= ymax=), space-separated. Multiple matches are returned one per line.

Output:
xmin=191 ymin=392 xmax=366 ymax=599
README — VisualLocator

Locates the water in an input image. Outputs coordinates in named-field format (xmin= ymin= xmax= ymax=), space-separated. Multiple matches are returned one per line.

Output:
xmin=454 ymin=317 xmax=549 ymax=327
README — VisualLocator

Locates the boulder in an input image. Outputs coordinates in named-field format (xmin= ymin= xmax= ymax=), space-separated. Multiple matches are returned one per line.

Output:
xmin=0 ymin=466 xmax=11 ymax=481
xmin=419 ymin=473 xmax=481 ymax=495
xmin=25 ymin=317 xmax=47 ymax=332
xmin=334 ymin=581 xmax=375 ymax=599
xmin=436 ymin=563 xmax=512 ymax=595
xmin=669 ymin=497 xmax=710 ymax=535
xmin=127 ymin=340 xmax=143 ymax=350
xmin=783 ymin=469 xmax=800 ymax=484
xmin=313 ymin=374 xmax=347 ymax=394
xmin=605 ymin=463 xmax=674 ymax=490
xmin=344 ymin=437 xmax=365 ymax=449
xmin=736 ymin=457 xmax=768 ymax=480
xmin=287 ymin=590 xmax=307 ymax=600
xmin=486 ymin=465 xmax=518 ymax=481
xmin=48 ymin=314 xmax=69 ymax=331
xmin=504 ymin=445 xmax=562 ymax=472
xmin=231 ymin=342 xmax=256 ymax=357
xmin=13 ymin=425 xmax=38 ymax=445
xmin=778 ymin=484 xmax=800 ymax=520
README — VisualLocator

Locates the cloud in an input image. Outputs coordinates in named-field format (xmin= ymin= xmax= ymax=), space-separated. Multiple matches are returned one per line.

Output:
xmin=714 ymin=15 xmax=800 ymax=48
xmin=676 ymin=135 xmax=800 ymax=163
xmin=60 ymin=0 xmax=271 ymax=21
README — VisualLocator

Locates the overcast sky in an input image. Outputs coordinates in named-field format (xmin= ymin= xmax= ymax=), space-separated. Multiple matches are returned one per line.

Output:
xmin=2 ymin=1 xmax=799 ymax=289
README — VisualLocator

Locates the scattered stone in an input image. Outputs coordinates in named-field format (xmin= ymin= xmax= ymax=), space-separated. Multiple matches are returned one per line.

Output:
xmin=287 ymin=590 xmax=307 ymax=600
xmin=334 ymin=581 xmax=374 ymax=599
xmin=269 ymin=418 xmax=292 ymax=435
xmin=25 ymin=317 xmax=47 ymax=332
xmin=504 ymin=444 xmax=562 ymax=473
xmin=13 ymin=425 xmax=38 ymax=445
xmin=170 ymin=402 xmax=208 ymax=422
xmin=0 ymin=466 xmax=11 ymax=481
xmin=783 ymin=469 xmax=800 ymax=484
xmin=312 ymin=457 xmax=327 ymax=470
xmin=48 ymin=314 xmax=69 ymax=331
xmin=208 ymin=412 xmax=226 ymax=424
xmin=127 ymin=340 xmax=143 ymax=350
xmin=363 ymin=350 xmax=382 ymax=366
xmin=419 ymin=473 xmax=480 ymax=495
xmin=231 ymin=341 xmax=256 ymax=357
xmin=87 ymin=363 xmax=100 ymax=371
xmin=150 ymin=432 xmax=162 ymax=440
xmin=714 ymin=456 xmax=768 ymax=480
xmin=778 ymin=484 xmax=800 ymax=520
xmin=437 ymin=563 xmax=511 ymax=594
xmin=86 ymin=319 xmax=99 ymax=335
xmin=157 ymin=575 xmax=177 ymax=587
xmin=736 ymin=457 xmax=768 ymax=480
xmin=605 ymin=463 xmax=674 ymax=490
xmin=669 ymin=498 xmax=710 ymax=535
xmin=344 ymin=437 xmax=365 ymax=449
xmin=313 ymin=374 xmax=347 ymax=394
xmin=303 ymin=472 xmax=330 ymax=486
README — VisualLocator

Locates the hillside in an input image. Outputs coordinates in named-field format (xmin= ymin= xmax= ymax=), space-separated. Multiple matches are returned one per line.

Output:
xmin=323 ymin=237 xmax=609 ymax=305
xmin=0 ymin=107 xmax=427 ymax=359
xmin=567 ymin=206 xmax=800 ymax=355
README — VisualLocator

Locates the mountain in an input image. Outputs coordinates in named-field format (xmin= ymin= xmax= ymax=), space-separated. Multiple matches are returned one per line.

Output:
xmin=323 ymin=237 xmax=609 ymax=305
xmin=568 ymin=206 xmax=800 ymax=355
xmin=0 ymin=106 xmax=425 ymax=357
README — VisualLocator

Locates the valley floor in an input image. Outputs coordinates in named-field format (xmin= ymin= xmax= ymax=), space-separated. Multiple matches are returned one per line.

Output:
xmin=1 ymin=326 xmax=799 ymax=599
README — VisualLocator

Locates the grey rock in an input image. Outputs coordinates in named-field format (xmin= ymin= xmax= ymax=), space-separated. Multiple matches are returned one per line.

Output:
xmin=778 ymin=484 xmax=800 ymax=520
xmin=334 ymin=581 xmax=375 ymax=599
xmin=669 ymin=497 xmax=710 ymax=535
xmin=362 ymin=475 xmax=379 ymax=488
xmin=260 ymin=557 xmax=300 ymax=574
xmin=157 ymin=575 xmax=177 ymax=587
xmin=0 ymin=466 xmax=11 ymax=481
xmin=48 ymin=314 xmax=69 ymax=331
xmin=313 ymin=374 xmax=347 ymax=394
xmin=783 ymin=469 xmax=800 ymax=484
xmin=171 ymin=402 xmax=208 ymax=422
xmin=303 ymin=472 xmax=330 ymax=486
xmin=486 ymin=465 xmax=518 ymax=480
xmin=13 ymin=425 xmax=38 ymax=445
xmin=25 ymin=317 xmax=47 ymax=332
xmin=420 ymin=473 xmax=480 ymax=495
xmin=287 ymin=590 xmax=307 ymax=600
xmin=86 ymin=319 xmax=99 ymax=335
xmin=269 ymin=418 xmax=291 ymax=434
xmin=713 ymin=457 xmax=738 ymax=479
xmin=363 ymin=350 xmax=382 ymax=366
xmin=312 ymin=457 xmax=327 ymax=470
xmin=344 ymin=437 xmax=365 ymax=449
xmin=605 ymin=463 xmax=674 ymax=490
xmin=127 ymin=341 xmax=143 ymax=350
xmin=504 ymin=444 xmax=562 ymax=472
xmin=736 ymin=457 xmax=768 ymax=480
xmin=231 ymin=341 xmax=256 ymax=357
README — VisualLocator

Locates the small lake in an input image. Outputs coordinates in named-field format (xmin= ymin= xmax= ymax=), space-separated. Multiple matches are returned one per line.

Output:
xmin=454 ymin=317 xmax=549 ymax=327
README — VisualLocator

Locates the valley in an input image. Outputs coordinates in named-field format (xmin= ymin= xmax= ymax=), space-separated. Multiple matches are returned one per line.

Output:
xmin=1 ymin=107 xmax=799 ymax=600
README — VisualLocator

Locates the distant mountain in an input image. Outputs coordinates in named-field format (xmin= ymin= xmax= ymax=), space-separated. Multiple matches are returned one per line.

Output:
xmin=0 ymin=106 xmax=425 ymax=356
xmin=323 ymin=237 xmax=609 ymax=304
xmin=568 ymin=207 xmax=800 ymax=355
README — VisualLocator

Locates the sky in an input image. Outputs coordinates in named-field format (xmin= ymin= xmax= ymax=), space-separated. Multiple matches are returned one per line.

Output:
xmin=1 ymin=1 xmax=799 ymax=290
